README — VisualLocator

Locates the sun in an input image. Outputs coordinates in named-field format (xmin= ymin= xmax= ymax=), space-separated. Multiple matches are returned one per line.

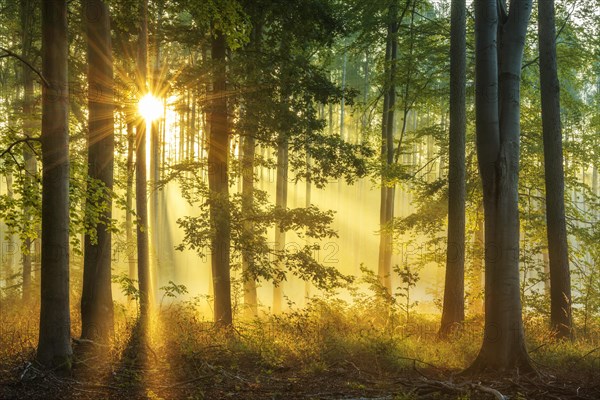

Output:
xmin=138 ymin=94 xmax=163 ymax=121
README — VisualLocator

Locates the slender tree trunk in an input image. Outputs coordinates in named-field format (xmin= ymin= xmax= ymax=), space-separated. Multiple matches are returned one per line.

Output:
xmin=4 ymin=173 xmax=15 ymax=287
xmin=126 ymin=113 xmax=136 ymax=281
xmin=149 ymin=4 xmax=162 ymax=298
xmin=471 ymin=205 xmax=485 ymax=314
xmin=361 ymin=49 xmax=369 ymax=142
xmin=440 ymin=0 xmax=466 ymax=337
xmin=466 ymin=0 xmax=534 ymax=373
xmin=20 ymin=0 xmax=36 ymax=303
xmin=538 ymin=0 xmax=572 ymax=339
xmin=81 ymin=0 xmax=115 ymax=342
xmin=273 ymin=135 xmax=288 ymax=314
xmin=378 ymin=2 xmax=398 ymax=294
xmin=37 ymin=0 xmax=73 ymax=370
xmin=136 ymin=0 xmax=150 ymax=319
xmin=241 ymin=133 xmax=257 ymax=316
xmin=340 ymin=49 xmax=347 ymax=140
xmin=304 ymin=152 xmax=312 ymax=301
xmin=240 ymin=20 xmax=264 ymax=317
xmin=190 ymin=93 xmax=196 ymax=159
xmin=208 ymin=30 xmax=232 ymax=326
xmin=273 ymin=35 xmax=291 ymax=314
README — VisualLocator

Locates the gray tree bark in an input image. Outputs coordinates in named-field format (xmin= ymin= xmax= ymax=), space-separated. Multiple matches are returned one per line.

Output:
xmin=272 ymin=135 xmax=288 ymax=314
xmin=466 ymin=0 xmax=534 ymax=373
xmin=136 ymin=0 xmax=150 ymax=320
xmin=126 ymin=113 xmax=136 ymax=282
xmin=208 ymin=30 xmax=233 ymax=326
xmin=20 ymin=0 xmax=36 ymax=303
xmin=81 ymin=0 xmax=115 ymax=342
xmin=439 ymin=0 xmax=466 ymax=337
xmin=37 ymin=0 xmax=73 ymax=370
xmin=538 ymin=0 xmax=572 ymax=340
xmin=241 ymin=133 xmax=258 ymax=316
xmin=378 ymin=1 xmax=399 ymax=294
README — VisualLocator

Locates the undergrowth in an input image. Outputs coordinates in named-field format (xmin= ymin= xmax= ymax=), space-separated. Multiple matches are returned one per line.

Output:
xmin=1 ymin=285 xmax=599 ymax=399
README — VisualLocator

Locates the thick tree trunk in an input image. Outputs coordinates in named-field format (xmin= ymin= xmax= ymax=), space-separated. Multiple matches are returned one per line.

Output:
xmin=208 ymin=30 xmax=232 ymax=326
xmin=466 ymin=0 xmax=534 ymax=373
xmin=439 ymin=0 xmax=466 ymax=337
xmin=81 ymin=0 xmax=115 ymax=342
xmin=538 ymin=0 xmax=572 ymax=339
xmin=37 ymin=0 xmax=73 ymax=370
xmin=136 ymin=0 xmax=150 ymax=319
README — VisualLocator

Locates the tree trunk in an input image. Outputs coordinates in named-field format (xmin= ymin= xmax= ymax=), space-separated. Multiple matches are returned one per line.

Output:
xmin=378 ymin=2 xmax=398 ymax=294
xmin=272 ymin=135 xmax=289 ymax=314
xmin=340 ymin=49 xmax=347 ymax=140
xmin=470 ymin=205 xmax=485 ymax=314
xmin=361 ymin=49 xmax=369 ymax=143
xmin=466 ymin=0 xmax=534 ymax=373
xmin=273 ymin=34 xmax=291 ymax=314
xmin=37 ymin=0 xmax=73 ymax=370
xmin=20 ymin=0 xmax=36 ymax=303
xmin=126 ymin=112 xmax=136 ymax=281
xmin=136 ymin=0 xmax=150 ymax=319
xmin=208 ymin=30 xmax=232 ymax=326
xmin=241 ymin=133 xmax=257 ymax=316
xmin=81 ymin=0 xmax=115 ymax=342
xmin=304 ymin=152 xmax=312 ymax=302
xmin=150 ymin=4 xmax=162 ymax=299
xmin=439 ymin=0 xmax=466 ymax=337
xmin=538 ymin=0 xmax=572 ymax=340
xmin=3 ymin=173 xmax=15 ymax=287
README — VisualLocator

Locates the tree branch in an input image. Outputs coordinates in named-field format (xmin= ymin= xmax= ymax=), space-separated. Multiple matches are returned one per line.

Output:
xmin=0 ymin=137 xmax=42 ymax=159
xmin=0 ymin=47 xmax=50 ymax=87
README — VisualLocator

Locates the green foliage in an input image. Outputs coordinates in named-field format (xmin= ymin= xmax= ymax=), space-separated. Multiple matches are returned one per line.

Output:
xmin=0 ymin=139 xmax=41 ymax=256
xmin=393 ymin=264 xmax=420 ymax=323
xmin=112 ymin=273 xmax=140 ymax=302
xmin=172 ymin=164 xmax=352 ymax=291
xmin=159 ymin=281 xmax=189 ymax=309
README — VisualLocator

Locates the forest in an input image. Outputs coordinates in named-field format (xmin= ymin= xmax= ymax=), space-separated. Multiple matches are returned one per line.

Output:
xmin=0 ymin=0 xmax=599 ymax=398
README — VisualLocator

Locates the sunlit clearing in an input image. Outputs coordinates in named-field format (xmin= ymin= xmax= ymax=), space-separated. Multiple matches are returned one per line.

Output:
xmin=139 ymin=94 xmax=163 ymax=121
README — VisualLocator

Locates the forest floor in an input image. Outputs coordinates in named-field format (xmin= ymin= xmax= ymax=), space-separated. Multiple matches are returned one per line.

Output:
xmin=1 ymin=298 xmax=600 ymax=399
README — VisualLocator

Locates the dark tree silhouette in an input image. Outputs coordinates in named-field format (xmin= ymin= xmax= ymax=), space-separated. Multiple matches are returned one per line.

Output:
xmin=467 ymin=0 xmax=534 ymax=372
xmin=136 ymin=0 xmax=150 ymax=320
xmin=80 ymin=0 xmax=115 ymax=342
xmin=538 ymin=0 xmax=573 ymax=340
xmin=37 ymin=0 xmax=73 ymax=370
xmin=208 ymin=29 xmax=233 ymax=326
xmin=440 ymin=0 xmax=466 ymax=337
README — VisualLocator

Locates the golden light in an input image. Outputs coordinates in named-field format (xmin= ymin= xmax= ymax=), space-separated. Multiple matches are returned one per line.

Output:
xmin=138 ymin=94 xmax=163 ymax=121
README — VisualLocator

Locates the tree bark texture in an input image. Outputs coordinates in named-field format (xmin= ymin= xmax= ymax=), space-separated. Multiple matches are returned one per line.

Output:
xmin=37 ymin=0 xmax=73 ymax=370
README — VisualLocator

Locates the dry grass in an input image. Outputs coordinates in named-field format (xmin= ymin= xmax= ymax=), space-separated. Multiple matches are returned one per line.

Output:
xmin=1 ymin=291 xmax=599 ymax=399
